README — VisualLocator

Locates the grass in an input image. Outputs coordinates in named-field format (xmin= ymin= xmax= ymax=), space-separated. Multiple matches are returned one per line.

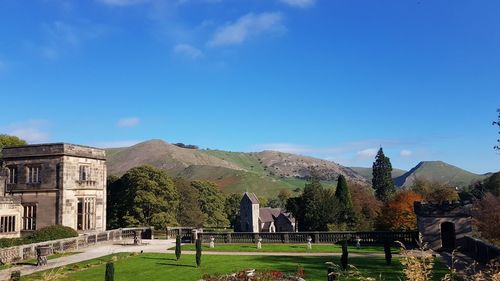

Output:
xmin=23 ymin=253 xmax=448 ymax=281
xmin=0 ymin=251 xmax=80 ymax=270
xmin=170 ymin=243 xmax=401 ymax=254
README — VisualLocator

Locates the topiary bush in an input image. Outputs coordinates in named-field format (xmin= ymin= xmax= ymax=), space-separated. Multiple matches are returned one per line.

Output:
xmin=28 ymin=225 xmax=78 ymax=243
xmin=0 ymin=238 xmax=29 ymax=249
xmin=384 ymin=241 xmax=392 ymax=265
xmin=195 ymin=238 xmax=202 ymax=268
xmin=175 ymin=235 xmax=181 ymax=261
xmin=340 ymin=240 xmax=348 ymax=270
xmin=105 ymin=262 xmax=115 ymax=281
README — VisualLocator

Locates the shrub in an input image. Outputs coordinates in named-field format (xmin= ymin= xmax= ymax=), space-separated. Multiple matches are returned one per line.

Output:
xmin=384 ymin=241 xmax=392 ymax=265
xmin=10 ymin=270 xmax=20 ymax=281
xmin=195 ymin=239 xmax=202 ymax=268
xmin=105 ymin=262 xmax=115 ymax=281
xmin=175 ymin=235 xmax=181 ymax=261
xmin=0 ymin=238 xmax=29 ymax=249
xmin=29 ymin=225 xmax=78 ymax=243
xmin=340 ymin=240 xmax=348 ymax=270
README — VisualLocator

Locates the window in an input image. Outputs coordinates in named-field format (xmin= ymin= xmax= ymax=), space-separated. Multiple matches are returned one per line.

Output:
xmin=0 ymin=216 xmax=16 ymax=233
xmin=22 ymin=205 xmax=36 ymax=231
xmin=27 ymin=166 xmax=41 ymax=184
xmin=7 ymin=166 xmax=17 ymax=184
xmin=77 ymin=197 xmax=95 ymax=231
xmin=79 ymin=165 xmax=90 ymax=181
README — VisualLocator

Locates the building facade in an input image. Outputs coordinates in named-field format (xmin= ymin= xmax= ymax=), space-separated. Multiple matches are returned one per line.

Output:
xmin=239 ymin=192 xmax=296 ymax=233
xmin=0 ymin=143 xmax=106 ymax=237
xmin=414 ymin=201 xmax=472 ymax=250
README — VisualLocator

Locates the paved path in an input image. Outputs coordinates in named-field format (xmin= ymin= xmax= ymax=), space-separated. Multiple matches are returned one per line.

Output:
xmin=0 ymin=240 xmax=389 ymax=280
xmin=0 ymin=239 xmax=175 ymax=281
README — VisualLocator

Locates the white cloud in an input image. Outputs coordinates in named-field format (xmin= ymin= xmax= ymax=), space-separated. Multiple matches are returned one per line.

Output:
xmin=33 ymin=21 xmax=109 ymax=59
xmin=400 ymin=149 xmax=413 ymax=157
xmin=208 ymin=12 xmax=285 ymax=47
xmin=89 ymin=140 xmax=142 ymax=148
xmin=5 ymin=120 xmax=50 ymax=143
xmin=279 ymin=0 xmax=315 ymax=8
xmin=173 ymin=44 xmax=203 ymax=60
xmin=356 ymin=148 xmax=378 ymax=159
xmin=117 ymin=117 xmax=140 ymax=128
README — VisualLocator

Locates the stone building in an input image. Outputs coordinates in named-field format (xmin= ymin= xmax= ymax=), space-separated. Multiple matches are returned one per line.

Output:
xmin=239 ymin=192 xmax=296 ymax=233
xmin=414 ymin=201 xmax=472 ymax=250
xmin=0 ymin=143 xmax=106 ymax=238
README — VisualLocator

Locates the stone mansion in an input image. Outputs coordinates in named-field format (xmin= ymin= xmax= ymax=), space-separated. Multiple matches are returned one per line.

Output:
xmin=0 ymin=143 xmax=106 ymax=238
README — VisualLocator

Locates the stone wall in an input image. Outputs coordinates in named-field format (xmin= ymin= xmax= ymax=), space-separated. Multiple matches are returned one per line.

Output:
xmin=0 ymin=197 xmax=22 ymax=238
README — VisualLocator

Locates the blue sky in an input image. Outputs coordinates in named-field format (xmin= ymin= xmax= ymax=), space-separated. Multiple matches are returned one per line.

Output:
xmin=0 ymin=0 xmax=499 ymax=173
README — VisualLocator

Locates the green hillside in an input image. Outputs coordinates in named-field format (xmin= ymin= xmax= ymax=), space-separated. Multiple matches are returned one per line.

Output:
xmin=394 ymin=161 xmax=488 ymax=188
xmin=105 ymin=140 xmax=353 ymax=197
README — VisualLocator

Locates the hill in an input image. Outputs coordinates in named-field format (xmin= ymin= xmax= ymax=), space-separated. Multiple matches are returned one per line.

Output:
xmin=350 ymin=167 xmax=407 ymax=182
xmin=393 ymin=161 xmax=489 ymax=188
xmin=105 ymin=140 xmax=368 ymax=196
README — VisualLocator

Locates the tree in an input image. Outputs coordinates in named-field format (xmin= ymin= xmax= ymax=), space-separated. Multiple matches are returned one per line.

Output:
xmin=106 ymin=175 xmax=126 ymax=229
xmin=175 ymin=178 xmax=206 ymax=227
xmin=268 ymin=189 xmax=292 ymax=209
xmin=483 ymin=172 xmax=500 ymax=197
xmin=335 ymin=175 xmax=353 ymax=211
xmin=372 ymin=148 xmax=396 ymax=202
xmin=473 ymin=193 xmax=500 ymax=244
xmin=191 ymin=181 xmax=229 ymax=227
xmin=494 ymin=109 xmax=499 ymax=151
xmin=411 ymin=178 xmax=459 ymax=203
xmin=120 ymin=166 xmax=179 ymax=229
xmin=289 ymin=167 xmax=340 ymax=231
xmin=376 ymin=190 xmax=423 ymax=231
xmin=0 ymin=134 xmax=26 ymax=158
xmin=224 ymin=193 xmax=241 ymax=229
xmin=350 ymin=183 xmax=382 ymax=231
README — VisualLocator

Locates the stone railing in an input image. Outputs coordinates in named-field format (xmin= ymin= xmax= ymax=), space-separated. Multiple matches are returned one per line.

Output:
xmin=463 ymin=236 xmax=500 ymax=264
xmin=0 ymin=227 xmax=153 ymax=264
xmin=192 ymin=231 xmax=418 ymax=245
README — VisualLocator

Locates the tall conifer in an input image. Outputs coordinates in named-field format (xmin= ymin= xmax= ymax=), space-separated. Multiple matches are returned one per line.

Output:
xmin=372 ymin=148 xmax=396 ymax=202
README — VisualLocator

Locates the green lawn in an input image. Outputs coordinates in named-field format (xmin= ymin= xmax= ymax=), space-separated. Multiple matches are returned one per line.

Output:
xmin=0 ymin=251 xmax=79 ymax=270
xmin=171 ymin=243 xmax=400 ymax=254
xmin=23 ymin=253 xmax=448 ymax=281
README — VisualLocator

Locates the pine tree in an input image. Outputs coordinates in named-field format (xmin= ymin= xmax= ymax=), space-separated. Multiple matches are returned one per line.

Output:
xmin=372 ymin=148 xmax=396 ymax=202
xmin=335 ymin=175 xmax=353 ymax=211
xmin=335 ymin=175 xmax=355 ymax=226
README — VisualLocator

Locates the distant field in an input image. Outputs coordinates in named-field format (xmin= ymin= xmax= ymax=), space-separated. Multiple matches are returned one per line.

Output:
xmin=170 ymin=243 xmax=400 ymax=254
xmin=23 ymin=253 xmax=448 ymax=281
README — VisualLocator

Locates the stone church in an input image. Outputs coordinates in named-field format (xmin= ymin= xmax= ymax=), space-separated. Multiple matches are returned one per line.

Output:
xmin=0 ymin=143 xmax=107 ymax=238
xmin=239 ymin=192 xmax=297 ymax=233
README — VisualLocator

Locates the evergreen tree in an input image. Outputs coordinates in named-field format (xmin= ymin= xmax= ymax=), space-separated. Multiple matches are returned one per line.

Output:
xmin=105 ymin=262 xmax=115 ymax=281
xmin=195 ymin=238 xmax=202 ymax=267
xmin=335 ymin=175 xmax=353 ymax=211
xmin=334 ymin=175 xmax=355 ymax=226
xmin=372 ymin=148 xmax=396 ymax=202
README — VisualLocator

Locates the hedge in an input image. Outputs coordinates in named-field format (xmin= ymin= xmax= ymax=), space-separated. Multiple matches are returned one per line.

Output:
xmin=0 ymin=225 xmax=78 ymax=248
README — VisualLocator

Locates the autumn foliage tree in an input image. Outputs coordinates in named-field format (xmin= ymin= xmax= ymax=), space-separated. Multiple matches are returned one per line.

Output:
xmin=473 ymin=193 xmax=500 ymax=245
xmin=376 ymin=190 xmax=423 ymax=231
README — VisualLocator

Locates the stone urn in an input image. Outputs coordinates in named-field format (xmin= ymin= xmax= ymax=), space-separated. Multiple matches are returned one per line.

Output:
xmin=36 ymin=246 xmax=51 ymax=266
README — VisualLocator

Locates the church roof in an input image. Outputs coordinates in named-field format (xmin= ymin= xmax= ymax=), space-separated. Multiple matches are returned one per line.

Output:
xmin=243 ymin=192 xmax=259 ymax=204
xmin=259 ymin=207 xmax=282 ymax=223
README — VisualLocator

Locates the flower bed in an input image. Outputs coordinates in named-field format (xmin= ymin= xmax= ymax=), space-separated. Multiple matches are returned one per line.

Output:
xmin=201 ymin=269 xmax=305 ymax=281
